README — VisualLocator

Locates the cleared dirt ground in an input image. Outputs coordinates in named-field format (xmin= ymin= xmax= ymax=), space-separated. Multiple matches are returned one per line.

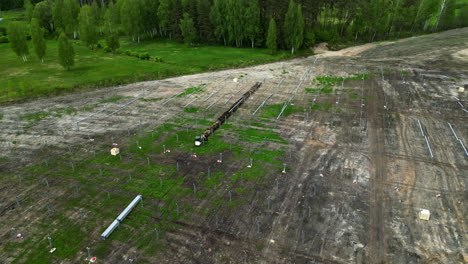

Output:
xmin=0 ymin=28 xmax=467 ymax=264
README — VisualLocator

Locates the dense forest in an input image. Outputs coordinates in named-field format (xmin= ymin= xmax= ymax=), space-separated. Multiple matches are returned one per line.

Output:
xmin=1 ymin=0 xmax=468 ymax=54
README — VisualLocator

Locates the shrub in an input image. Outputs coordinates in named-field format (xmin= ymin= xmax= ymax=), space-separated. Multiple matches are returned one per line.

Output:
xmin=304 ymin=32 xmax=316 ymax=47
xmin=103 ymin=46 xmax=112 ymax=53
xmin=315 ymin=30 xmax=331 ymax=42
xmin=152 ymin=56 xmax=163 ymax=62
xmin=0 ymin=36 xmax=9 ymax=43
xmin=96 ymin=43 xmax=102 ymax=49
xmin=139 ymin=52 xmax=150 ymax=60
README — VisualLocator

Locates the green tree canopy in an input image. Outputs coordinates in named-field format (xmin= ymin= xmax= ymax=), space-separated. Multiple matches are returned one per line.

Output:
xmin=57 ymin=33 xmax=75 ymax=70
xmin=284 ymin=0 xmax=304 ymax=54
xmin=78 ymin=5 xmax=98 ymax=49
xmin=32 ymin=1 xmax=53 ymax=33
xmin=62 ymin=0 xmax=80 ymax=39
xmin=106 ymin=32 xmax=120 ymax=52
xmin=121 ymin=0 xmax=145 ymax=42
xmin=210 ymin=0 xmax=228 ymax=45
xmin=52 ymin=0 xmax=64 ymax=31
xmin=7 ymin=22 xmax=29 ymax=62
xmin=266 ymin=18 xmax=277 ymax=54
xmin=244 ymin=0 xmax=260 ymax=48
xmin=24 ymin=0 xmax=34 ymax=22
xmin=30 ymin=18 xmax=47 ymax=62
xmin=197 ymin=0 xmax=212 ymax=40
xmin=179 ymin=12 xmax=197 ymax=46
xmin=104 ymin=3 xmax=119 ymax=34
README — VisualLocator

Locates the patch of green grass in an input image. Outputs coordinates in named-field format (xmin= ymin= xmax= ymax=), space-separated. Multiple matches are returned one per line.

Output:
xmin=20 ymin=215 xmax=88 ymax=264
xmin=314 ymin=73 xmax=370 ymax=90
xmin=260 ymin=104 xmax=305 ymax=118
xmin=305 ymin=88 xmax=318 ymax=93
xmin=0 ymin=10 xmax=25 ymax=29
xmin=9 ymin=117 xmax=288 ymax=260
xmin=311 ymin=102 xmax=333 ymax=112
xmin=236 ymin=127 xmax=287 ymax=144
xmin=0 ymin=35 xmax=310 ymax=103
xmin=184 ymin=107 xmax=199 ymax=113
xmin=304 ymin=87 xmax=332 ymax=94
xmin=18 ymin=107 xmax=81 ymax=125
xmin=176 ymin=85 xmax=205 ymax=98
xmin=19 ymin=111 xmax=52 ymax=121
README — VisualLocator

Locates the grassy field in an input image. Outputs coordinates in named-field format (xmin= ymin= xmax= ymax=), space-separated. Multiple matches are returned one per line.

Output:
xmin=2 ymin=117 xmax=286 ymax=263
xmin=0 ymin=10 xmax=25 ymax=29
xmin=0 ymin=33 xmax=308 ymax=103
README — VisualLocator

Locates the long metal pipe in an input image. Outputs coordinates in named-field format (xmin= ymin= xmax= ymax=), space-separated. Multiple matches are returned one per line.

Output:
xmin=448 ymin=122 xmax=458 ymax=140
xmin=424 ymin=136 xmax=434 ymax=159
xmin=200 ymin=82 xmax=262 ymax=141
xmin=101 ymin=195 xmax=142 ymax=240
xmin=417 ymin=119 xmax=425 ymax=137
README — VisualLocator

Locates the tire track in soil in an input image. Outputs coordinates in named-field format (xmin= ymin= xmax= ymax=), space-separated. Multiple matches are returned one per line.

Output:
xmin=367 ymin=78 xmax=388 ymax=264
xmin=258 ymin=118 xmax=326 ymax=263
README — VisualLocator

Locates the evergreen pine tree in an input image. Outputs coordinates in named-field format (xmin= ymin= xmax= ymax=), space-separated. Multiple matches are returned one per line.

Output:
xmin=58 ymin=33 xmax=75 ymax=70
xmin=197 ymin=0 xmax=212 ymax=41
xmin=170 ymin=0 xmax=183 ymax=38
xmin=266 ymin=18 xmax=277 ymax=54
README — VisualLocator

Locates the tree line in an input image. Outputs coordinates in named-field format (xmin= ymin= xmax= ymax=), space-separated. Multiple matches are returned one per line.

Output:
xmin=4 ymin=0 xmax=468 ymax=68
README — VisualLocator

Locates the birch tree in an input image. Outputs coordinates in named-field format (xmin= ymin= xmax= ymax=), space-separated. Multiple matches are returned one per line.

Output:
xmin=31 ymin=18 xmax=47 ymax=62
xmin=7 ymin=22 xmax=29 ymax=62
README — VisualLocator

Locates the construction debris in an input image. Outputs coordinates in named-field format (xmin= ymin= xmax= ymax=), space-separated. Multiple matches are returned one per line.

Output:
xmin=419 ymin=209 xmax=431 ymax=221
xmin=110 ymin=148 xmax=120 ymax=156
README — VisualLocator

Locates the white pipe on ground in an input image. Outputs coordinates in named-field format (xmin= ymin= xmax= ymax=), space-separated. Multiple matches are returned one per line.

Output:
xmin=101 ymin=195 xmax=142 ymax=240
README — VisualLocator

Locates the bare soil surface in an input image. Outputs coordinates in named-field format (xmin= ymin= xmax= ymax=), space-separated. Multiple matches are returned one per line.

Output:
xmin=0 ymin=28 xmax=467 ymax=264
